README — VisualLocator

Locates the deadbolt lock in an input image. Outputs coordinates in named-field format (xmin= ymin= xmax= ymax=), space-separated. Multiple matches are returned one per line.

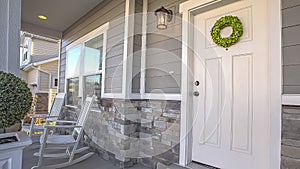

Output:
xmin=193 ymin=91 xmax=200 ymax=96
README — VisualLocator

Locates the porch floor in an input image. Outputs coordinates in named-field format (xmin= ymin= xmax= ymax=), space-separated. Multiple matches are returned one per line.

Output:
xmin=22 ymin=145 xmax=210 ymax=169
xmin=22 ymin=145 xmax=148 ymax=169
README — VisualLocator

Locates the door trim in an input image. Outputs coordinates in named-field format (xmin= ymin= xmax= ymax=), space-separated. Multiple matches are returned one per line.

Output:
xmin=179 ymin=0 xmax=282 ymax=168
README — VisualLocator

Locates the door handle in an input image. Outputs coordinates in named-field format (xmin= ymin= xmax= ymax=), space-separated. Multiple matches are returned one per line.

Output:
xmin=193 ymin=91 xmax=200 ymax=96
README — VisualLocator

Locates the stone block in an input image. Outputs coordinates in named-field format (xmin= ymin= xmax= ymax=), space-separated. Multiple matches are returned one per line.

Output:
xmin=148 ymin=100 xmax=163 ymax=109
xmin=140 ymin=132 xmax=152 ymax=138
xmin=166 ymin=102 xmax=181 ymax=110
xmin=120 ymin=149 xmax=139 ymax=158
xmin=162 ymin=113 xmax=179 ymax=119
xmin=152 ymin=134 xmax=161 ymax=141
xmin=119 ymin=141 xmax=131 ymax=150
xmin=115 ymin=154 xmax=130 ymax=162
xmin=167 ymin=123 xmax=180 ymax=131
xmin=142 ymin=107 xmax=152 ymax=113
xmin=153 ymin=110 xmax=163 ymax=118
xmin=161 ymin=139 xmax=172 ymax=146
xmin=146 ymin=113 xmax=154 ymax=120
xmin=108 ymin=127 xmax=116 ymax=136
xmin=140 ymin=139 xmax=153 ymax=147
xmin=282 ymin=145 xmax=300 ymax=159
xmin=153 ymin=140 xmax=171 ymax=152
xmin=141 ymin=119 xmax=153 ymax=128
xmin=282 ymin=119 xmax=300 ymax=140
xmin=116 ymin=132 xmax=130 ymax=140
xmin=154 ymin=121 xmax=167 ymax=129
xmin=283 ymin=107 xmax=300 ymax=114
xmin=281 ymin=156 xmax=300 ymax=169
xmin=120 ymin=113 xmax=140 ymax=123
xmin=163 ymin=129 xmax=173 ymax=135
xmin=157 ymin=117 xmax=168 ymax=122
xmin=120 ymin=124 xmax=136 ymax=135
xmin=282 ymin=138 xmax=300 ymax=148
xmin=162 ymin=133 xmax=179 ymax=143
xmin=173 ymin=131 xmax=180 ymax=137
xmin=92 ymin=136 xmax=98 ymax=143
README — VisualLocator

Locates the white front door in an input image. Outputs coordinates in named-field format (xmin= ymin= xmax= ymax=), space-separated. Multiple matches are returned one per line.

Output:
xmin=192 ymin=0 xmax=269 ymax=169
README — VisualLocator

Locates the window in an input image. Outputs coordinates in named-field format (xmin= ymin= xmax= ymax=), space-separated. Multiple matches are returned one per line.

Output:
xmin=84 ymin=75 xmax=101 ymax=109
xmin=66 ymin=45 xmax=81 ymax=77
xmin=52 ymin=77 xmax=58 ymax=88
xmin=67 ymin=78 xmax=79 ymax=105
xmin=65 ymin=23 xmax=108 ymax=107
xmin=20 ymin=37 xmax=32 ymax=64
xmin=84 ymin=34 xmax=103 ymax=73
xmin=23 ymin=51 xmax=28 ymax=61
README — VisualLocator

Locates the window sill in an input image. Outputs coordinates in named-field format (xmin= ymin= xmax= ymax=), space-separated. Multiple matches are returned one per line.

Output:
xmin=65 ymin=105 xmax=78 ymax=109
xmin=282 ymin=94 xmax=300 ymax=106
xmin=102 ymin=93 xmax=181 ymax=101
xmin=91 ymin=109 xmax=101 ymax=113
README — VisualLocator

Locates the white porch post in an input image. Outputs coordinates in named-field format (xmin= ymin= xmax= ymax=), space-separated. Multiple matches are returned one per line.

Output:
xmin=0 ymin=0 xmax=21 ymax=76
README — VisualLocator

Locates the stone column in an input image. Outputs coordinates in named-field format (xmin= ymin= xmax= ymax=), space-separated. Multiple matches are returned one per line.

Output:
xmin=0 ymin=0 xmax=21 ymax=76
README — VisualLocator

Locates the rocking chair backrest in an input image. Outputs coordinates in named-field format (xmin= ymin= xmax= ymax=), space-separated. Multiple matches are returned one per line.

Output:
xmin=49 ymin=93 xmax=66 ymax=117
xmin=73 ymin=95 xmax=95 ymax=135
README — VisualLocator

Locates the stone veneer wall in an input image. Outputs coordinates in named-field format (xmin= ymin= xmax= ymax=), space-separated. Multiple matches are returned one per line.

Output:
xmin=61 ymin=99 xmax=181 ymax=168
xmin=281 ymin=106 xmax=300 ymax=168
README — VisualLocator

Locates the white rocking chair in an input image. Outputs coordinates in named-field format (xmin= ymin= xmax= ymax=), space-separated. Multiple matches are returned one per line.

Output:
xmin=31 ymin=95 xmax=95 ymax=169
xmin=22 ymin=93 xmax=66 ymax=140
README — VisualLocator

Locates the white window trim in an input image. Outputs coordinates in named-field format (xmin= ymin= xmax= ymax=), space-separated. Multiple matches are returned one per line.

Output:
xmin=52 ymin=76 xmax=58 ymax=88
xmin=65 ymin=22 xmax=109 ymax=105
xmin=282 ymin=94 xmax=300 ymax=105
xmin=21 ymin=37 xmax=32 ymax=65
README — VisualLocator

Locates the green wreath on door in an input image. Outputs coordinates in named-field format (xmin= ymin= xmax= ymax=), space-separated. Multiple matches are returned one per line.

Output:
xmin=211 ymin=15 xmax=243 ymax=48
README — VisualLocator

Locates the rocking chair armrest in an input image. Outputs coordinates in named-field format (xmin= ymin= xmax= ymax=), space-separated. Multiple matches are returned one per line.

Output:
xmin=46 ymin=120 xmax=77 ymax=124
xmin=44 ymin=124 xmax=82 ymax=129
xmin=30 ymin=114 xmax=51 ymax=119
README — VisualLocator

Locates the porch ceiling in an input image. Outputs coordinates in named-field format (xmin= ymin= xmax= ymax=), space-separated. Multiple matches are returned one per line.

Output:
xmin=21 ymin=0 xmax=103 ymax=38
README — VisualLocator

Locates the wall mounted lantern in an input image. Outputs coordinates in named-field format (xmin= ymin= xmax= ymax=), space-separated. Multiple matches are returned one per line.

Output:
xmin=154 ymin=6 xmax=173 ymax=30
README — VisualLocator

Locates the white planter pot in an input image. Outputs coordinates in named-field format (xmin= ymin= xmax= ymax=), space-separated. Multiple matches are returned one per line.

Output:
xmin=0 ymin=132 xmax=32 ymax=169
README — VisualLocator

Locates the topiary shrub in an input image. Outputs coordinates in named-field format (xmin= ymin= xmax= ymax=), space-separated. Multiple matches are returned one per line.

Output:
xmin=0 ymin=71 xmax=32 ymax=133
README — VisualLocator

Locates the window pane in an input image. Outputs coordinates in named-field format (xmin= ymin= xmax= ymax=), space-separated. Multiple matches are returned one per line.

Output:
xmin=67 ymin=78 xmax=79 ymax=106
xmin=67 ymin=45 xmax=81 ymax=77
xmin=84 ymin=75 xmax=101 ymax=110
xmin=84 ymin=35 xmax=103 ymax=73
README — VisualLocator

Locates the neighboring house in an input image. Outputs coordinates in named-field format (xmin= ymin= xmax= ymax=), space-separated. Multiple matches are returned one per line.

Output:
xmin=20 ymin=32 xmax=59 ymax=112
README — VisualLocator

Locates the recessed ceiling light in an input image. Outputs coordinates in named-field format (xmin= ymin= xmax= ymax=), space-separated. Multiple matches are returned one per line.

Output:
xmin=38 ymin=15 xmax=47 ymax=20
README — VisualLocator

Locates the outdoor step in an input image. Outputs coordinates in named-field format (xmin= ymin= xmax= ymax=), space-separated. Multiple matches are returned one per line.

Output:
xmin=157 ymin=162 xmax=188 ymax=169
xmin=156 ymin=162 xmax=213 ymax=169
xmin=188 ymin=162 xmax=217 ymax=169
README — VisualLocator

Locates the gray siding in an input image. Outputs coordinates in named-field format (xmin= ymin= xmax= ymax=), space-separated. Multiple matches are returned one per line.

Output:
xmin=132 ymin=0 xmax=143 ymax=93
xmin=39 ymin=71 xmax=50 ymax=91
xmin=145 ymin=0 xmax=186 ymax=94
xmin=282 ymin=0 xmax=300 ymax=94
xmin=0 ymin=0 xmax=21 ymax=76
xmin=281 ymin=106 xmax=300 ymax=168
xmin=31 ymin=38 xmax=59 ymax=56
xmin=59 ymin=0 xmax=125 ymax=93
xmin=27 ymin=69 xmax=38 ymax=84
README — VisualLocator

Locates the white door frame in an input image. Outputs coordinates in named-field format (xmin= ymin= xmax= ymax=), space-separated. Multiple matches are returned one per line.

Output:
xmin=179 ymin=0 xmax=282 ymax=168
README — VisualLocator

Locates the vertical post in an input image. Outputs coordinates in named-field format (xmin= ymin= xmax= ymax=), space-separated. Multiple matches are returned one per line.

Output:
xmin=123 ymin=0 xmax=135 ymax=98
xmin=0 ymin=0 xmax=21 ymax=76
